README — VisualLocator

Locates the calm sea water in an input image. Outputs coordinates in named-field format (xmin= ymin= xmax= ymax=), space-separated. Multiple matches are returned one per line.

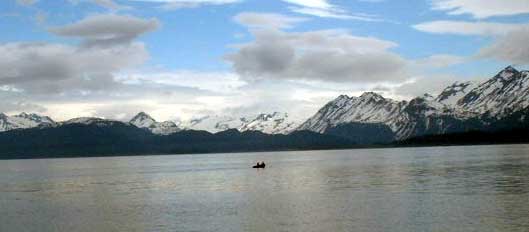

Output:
xmin=1 ymin=145 xmax=529 ymax=232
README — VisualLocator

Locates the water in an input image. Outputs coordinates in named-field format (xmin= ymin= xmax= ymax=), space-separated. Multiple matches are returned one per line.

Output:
xmin=1 ymin=144 xmax=529 ymax=232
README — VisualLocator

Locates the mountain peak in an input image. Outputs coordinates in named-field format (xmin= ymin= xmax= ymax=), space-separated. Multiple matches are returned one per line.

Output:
xmin=503 ymin=65 xmax=518 ymax=72
xmin=496 ymin=65 xmax=520 ymax=81
xmin=129 ymin=112 xmax=181 ymax=135
xmin=130 ymin=112 xmax=156 ymax=124
xmin=17 ymin=112 xmax=29 ymax=117
xmin=360 ymin=92 xmax=384 ymax=101
xmin=336 ymin=95 xmax=351 ymax=100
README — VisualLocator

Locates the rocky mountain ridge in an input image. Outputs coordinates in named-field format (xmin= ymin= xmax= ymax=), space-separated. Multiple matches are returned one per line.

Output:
xmin=298 ymin=66 xmax=529 ymax=141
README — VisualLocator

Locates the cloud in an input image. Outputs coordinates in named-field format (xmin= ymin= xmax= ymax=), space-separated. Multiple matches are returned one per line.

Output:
xmin=92 ymin=0 xmax=131 ymax=10
xmin=35 ymin=11 xmax=47 ymax=25
xmin=234 ymin=12 xmax=307 ymax=29
xmin=414 ymin=54 xmax=466 ymax=68
xmin=0 ymin=42 xmax=148 ymax=94
xmin=16 ymin=0 xmax=38 ymax=6
xmin=413 ymin=20 xmax=526 ymax=36
xmin=132 ymin=0 xmax=241 ymax=10
xmin=289 ymin=7 xmax=380 ymax=21
xmin=282 ymin=0 xmax=332 ymax=9
xmin=0 ymin=100 xmax=47 ymax=114
xmin=49 ymin=14 xmax=160 ymax=47
xmin=67 ymin=0 xmax=131 ymax=10
xmin=432 ymin=0 xmax=529 ymax=19
xmin=0 ymin=14 xmax=159 ymax=95
xmin=116 ymin=71 xmax=246 ymax=93
xmin=478 ymin=27 xmax=529 ymax=64
xmin=225 ymin=27 xmax=408 ymax=83
xmin=393 ymin=74 xmax=481 ymax=99
xmin=414 ymin=20 xmax=529 ymax=65
xmin=281 ymin=0 xmax=380 ymax=21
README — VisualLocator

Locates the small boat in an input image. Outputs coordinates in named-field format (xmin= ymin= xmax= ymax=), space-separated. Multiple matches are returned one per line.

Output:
xmin=252 ymin=163 xmax=266 ymax=169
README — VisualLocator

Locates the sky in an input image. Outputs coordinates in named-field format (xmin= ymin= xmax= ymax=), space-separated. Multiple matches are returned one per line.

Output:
xmin=1 ymin=0 xmax=529 ymax=122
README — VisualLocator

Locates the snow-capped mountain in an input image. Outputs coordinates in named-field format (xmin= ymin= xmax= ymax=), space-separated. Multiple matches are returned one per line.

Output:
xmin=297 ymin=92 xmax=449 ymax=139
xmin=181 ymin=115 xmax=240 ymax=133
xmin=457 ymin=66 xmax=529 ymax=118
xmin=297 ymin=92 xmax=405 ymax=133
xmin=0 ymin=111 xmax=298 ymax=135
xmin=298 ymin=66 xmax=529 ymax=140
xmin=0 ymin=112 xmax=56 ymax=132
xmin=182 ymin=112 xmax=299 ymax=134
xmin=239 ymin=112 xmax=300 ymax=134
xmin=129 ymin=112 xmax=181 ymax=135
xmin=435 ymin=81 xmax=475 ymax=106
xmin=62 ymin=117 xmax=124 ymax=127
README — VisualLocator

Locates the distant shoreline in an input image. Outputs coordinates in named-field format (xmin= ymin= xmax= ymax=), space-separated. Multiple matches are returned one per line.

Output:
xmin=2 ymin=139 xmax=528 ymax=160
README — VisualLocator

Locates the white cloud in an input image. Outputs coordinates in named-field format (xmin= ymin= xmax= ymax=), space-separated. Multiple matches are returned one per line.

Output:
xmin=92 ymin=0 xmax=131 ymax=10
xmin=413 ymin=20 xmax=526 ymax=36
xmin=116 ymin=71 xmax=246 ymax=93
xmin=16 ymin=0 xmax=37 ymax=6
xmin=234 ymin=12 xmax=307 ymax=29
xmin=414 ymin=20 xmax=529 ymax=65
xmin=67 ymin=0 xmax=131 ymax=10
xmin=414 ymin=54 xmax=466 ymax=68
xmin=281 ymin=0 xmax=380 ymax=21
xmin=479 ymin=27 xmax=529 ymax=65
xmin=432 ymin=0 xmax=529 ymax=19
xmin=283 ymin=0 xmax=332 ymax=9
xmin=132 ymin=0 xmax=241 ymax=10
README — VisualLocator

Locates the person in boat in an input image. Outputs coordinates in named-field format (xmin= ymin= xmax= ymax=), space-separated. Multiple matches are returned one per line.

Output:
xmin=253 ymin=162 xmax=266 ymax=168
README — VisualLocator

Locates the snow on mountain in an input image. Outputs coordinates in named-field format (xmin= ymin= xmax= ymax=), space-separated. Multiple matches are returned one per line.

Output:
xmin=181 ymin=115 xmax=240 ymax=133
xmin=239 ymin=112 xmax=299 ymax=134
xmin=0 ymin=112 xmax=56 ymax=132
xmin=129 ymin=112 xmax=181 ymax=135
xmin=457 ymin=66 xmax=529 ymax=118
xmin=297 ymin=92 xmax=406 ymax=133
xmin=182 ymin=112 xmax=299 ymax=134
xmin=62 ymin=117 xmax=124 ymax=127
xmin=435 ymin=81 xmax=475 ymax=106
xmin=298 ymin=66 xmax=529 ymax=140
xmin=297 ymin=92 xmax=458 ymax=140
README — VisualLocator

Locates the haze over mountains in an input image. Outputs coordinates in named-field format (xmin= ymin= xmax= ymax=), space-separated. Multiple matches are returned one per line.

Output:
xmin=2 ymin=66 xmax=529 ymax=157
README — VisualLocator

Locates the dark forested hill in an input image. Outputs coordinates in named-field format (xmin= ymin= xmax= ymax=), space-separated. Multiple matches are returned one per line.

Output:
xmin=0 ymin=123 xmax=356 ymax=159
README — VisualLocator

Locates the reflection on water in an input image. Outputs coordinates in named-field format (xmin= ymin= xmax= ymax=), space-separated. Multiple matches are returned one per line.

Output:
xmin=1 ymin=144 xmax=529 ymax=231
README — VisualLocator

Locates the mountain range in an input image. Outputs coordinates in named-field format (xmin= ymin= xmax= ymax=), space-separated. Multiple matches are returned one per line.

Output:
xmin=0 ymin=111 xmax=298 ymax=135
xmin=299 ymin=66 xmax=529 ymax=143
xmin=1 ymin=66 xmax=529 ymax=157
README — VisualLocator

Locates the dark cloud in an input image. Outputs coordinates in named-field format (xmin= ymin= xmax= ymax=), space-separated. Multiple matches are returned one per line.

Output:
xmin=0 ymin=14 xmax=159 ymax=96
xmin=0 ymin=42 xmax=148 ymax=94
xmin=225 ymin=28 xmax=407 ymax=83
xmin=49 ymin=14 xmax=159 ymax=47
